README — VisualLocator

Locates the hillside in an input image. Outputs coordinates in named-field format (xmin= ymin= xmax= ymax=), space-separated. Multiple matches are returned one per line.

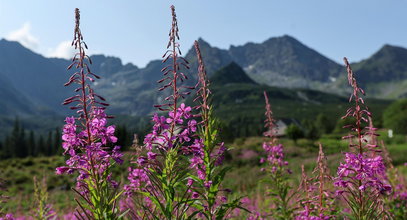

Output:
xmin=0 ymin=35 xmax=406 ymax=118
xmin=228 ymin=35 xmax=342 ymax=86
xmin=351 ymin=45 xmax=407 ymax=98
xmin=353 ymin=45 xmax=407 ymax=83
xmin=205 ymin=64 xmax=390 ymax=138
xmin=210 ymin=62 xmax=257 ymax=86
xmin=0 ymin=77 xmax=37 ymax=116
xmin=0 ymin=39 xmax=69 ymax=113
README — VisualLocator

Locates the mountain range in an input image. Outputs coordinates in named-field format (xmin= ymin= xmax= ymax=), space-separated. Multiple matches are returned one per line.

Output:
xmin=0 ymin=35 xmax=405 ymax=121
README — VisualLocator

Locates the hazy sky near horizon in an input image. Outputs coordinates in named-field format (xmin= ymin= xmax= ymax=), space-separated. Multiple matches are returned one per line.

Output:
xmin=0 ymin=0 xmax=406 ymax=67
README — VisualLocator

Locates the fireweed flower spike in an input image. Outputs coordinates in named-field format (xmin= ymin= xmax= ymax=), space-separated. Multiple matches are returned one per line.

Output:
xmin=263 ymin=91 xmax=278 ymax=145
xmin=296 ymin=144 xmax=337 ymax=219
xmin=186 ymin=41 xmax=244 ymax=219
xmin=33 ymin=176 xmax=56 ymax=220
xmin=125 ymin=5 xmax=198 ymax=219
xmin=334 ymin=57 xmax=391 ymax=219
xmin=260 ymin=92 xmax=295 ymax=219
xmin=296 ymin=165 xmax=313 ymax=219
xmin=56 ymin=8 xmax=124 ymax=220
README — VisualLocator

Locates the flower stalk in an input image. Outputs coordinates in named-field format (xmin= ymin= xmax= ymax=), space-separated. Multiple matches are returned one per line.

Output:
xmin=296 ymin=144 xmax=337 ymax=219
xmin=125 ymin=5 xmax=197 ymax=219
xmin=56 ymin=8 xmax=124 ymax=220
xmin=334 ymin=57 xmax=391 ymax=219
xmin=187 ymin=41 xmax=242 ymax=219
xmin=260 ymin=92 xmax=295 ymax=219
xmin=33 ymin=176 xmax=56 ymax=220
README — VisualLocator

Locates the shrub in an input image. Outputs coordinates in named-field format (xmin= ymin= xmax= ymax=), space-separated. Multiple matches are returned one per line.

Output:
xmin=383 ymin=98 xmax=407 ymax=134
xmin=285 ymin=124 xmax=304 ymax=144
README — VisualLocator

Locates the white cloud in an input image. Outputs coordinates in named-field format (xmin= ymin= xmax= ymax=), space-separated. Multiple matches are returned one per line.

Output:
xmin=47 ymin=40 xmax=76 ymax=59
xmin=6 ymin=22 xmax=93 ymax=60
xmin=6 ymin=22 xmax=39 ymax=51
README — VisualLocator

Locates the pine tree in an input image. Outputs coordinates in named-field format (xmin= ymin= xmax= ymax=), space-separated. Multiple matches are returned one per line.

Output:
xmin=54 ymin=128 xmax=61 ymax=155
xmin=116 ymin=125 xmax=129 ymax=151
xmin=0 ymin=140 xmax=3 ymax=158
xmin=37 ymin=135 xmax=45 ymax=156
xmin=46 ymin=131 xmax=53 ymax=156
xmin=122 ymin=125 xmax=128 ymax=148
xmin=315 ymin=113 xmax=334 ymax=134
xmin=9 ymin=117 xmax=21 ymax=158
xmin=3 ymin=136 xmax=11 ymax=158
xmin=7 ymin=117 xmax=28 ymax=158
xmin=17 ymin=126 xmax=27 ymax=158
xmin=302 ymin=119 xmax=321 ymax=140
xmin=28 ymin=130 xmax=36 ymax=156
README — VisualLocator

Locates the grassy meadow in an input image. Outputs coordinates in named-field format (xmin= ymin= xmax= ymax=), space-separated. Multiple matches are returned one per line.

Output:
xmin=2 ymin=132 xmax=406 ymax=217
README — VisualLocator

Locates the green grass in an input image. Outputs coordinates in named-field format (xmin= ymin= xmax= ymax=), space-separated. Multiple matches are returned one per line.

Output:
xmin=0 ymin=134 xmax=406 ymax=217
xmin=224 ymin=134 xmax=407 ymax=194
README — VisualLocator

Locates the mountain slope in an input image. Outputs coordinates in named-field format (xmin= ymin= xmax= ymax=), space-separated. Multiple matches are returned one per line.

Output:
xmin=185 ymin=38 xmax=233 ymax=78
xmin=207 ymin=62 xmax=388 ymax=121
xmin=210 ymin=62 xmax=257 ymax=86
xmin=207 ymin=66 xmax=390 ymax=138
xmin=353 ymin=45 xmax=407 ymax=83
xmin=184 ymin=36 xmax=343 ymax=88
xmin=0 ymin=39 xmax=70 ymax=113
xmin=1 ymin=35 xmax=406 ymax=119
xmin=229 ymin=35 xmax=342 ymax=84
xmin=0 ymin=76 xmax=37 ymax=115
xmin=350 ymin=45 xmax=407 ymax=98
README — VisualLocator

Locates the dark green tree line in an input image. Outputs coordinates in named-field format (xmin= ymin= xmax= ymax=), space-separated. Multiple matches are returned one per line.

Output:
xmin=0 ymin=118 xmax=61 ymax=159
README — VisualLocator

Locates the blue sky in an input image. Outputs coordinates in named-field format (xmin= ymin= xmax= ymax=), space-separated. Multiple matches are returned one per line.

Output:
xmin=0 ymin=0 xmax=406 ymax=67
